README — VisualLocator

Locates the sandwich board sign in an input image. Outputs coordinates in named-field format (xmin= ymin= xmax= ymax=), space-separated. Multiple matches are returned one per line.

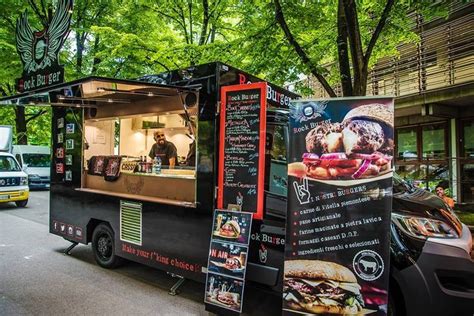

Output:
xmin=284 ymin=98 xmax=394 ymax=315
xmin=205 ymin=209 xmax=252 ymax=315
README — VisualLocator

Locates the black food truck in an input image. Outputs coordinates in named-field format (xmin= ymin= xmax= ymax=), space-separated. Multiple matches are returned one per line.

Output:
xmin=1 ymin=62 xmax=473 ymax=315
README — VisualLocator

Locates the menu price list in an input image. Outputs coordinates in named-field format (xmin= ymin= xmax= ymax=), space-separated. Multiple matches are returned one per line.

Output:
xmin=220 ymin=87 xmax=265 ymax=214
xmin=284 ymin=176 xmax=393 ymax=316
xmin=287 ymin=179 xmax=391 ymax=259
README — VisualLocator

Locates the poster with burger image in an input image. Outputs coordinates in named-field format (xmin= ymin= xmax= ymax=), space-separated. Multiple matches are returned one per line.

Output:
xmin=208 ymin=241 xmax=248 ymax=279
xmin=205 ymin=273 xmax=244 ymax=312
xmin=212 ymin=210 xmax=252 ymax=244
xmin=284 ymin=98 xmax=394 ymax=315
xmin=288 ymin=101 xmax=393 ymax=184
xmin=284 ymin=260 xmax=365 ymax=315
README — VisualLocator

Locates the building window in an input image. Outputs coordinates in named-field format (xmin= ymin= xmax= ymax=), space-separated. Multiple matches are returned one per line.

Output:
xmin=397 ymin=127 xmax=418 ymax=160
xmin=462 ymin=120 xmax=474 ymax=158
xmin=460 ymin=119 xmax=474 ymax=202
xmin=395 ymin=122 xmax=449 ymax=192
xmin=422 ymin=124 xmax=446 ymax=159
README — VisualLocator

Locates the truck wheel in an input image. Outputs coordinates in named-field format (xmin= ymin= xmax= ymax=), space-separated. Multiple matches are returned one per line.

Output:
xmin=15 ymin=199 xmax=28 ymax=207
xmin=92 ymin=223 xmax=123 ymax=269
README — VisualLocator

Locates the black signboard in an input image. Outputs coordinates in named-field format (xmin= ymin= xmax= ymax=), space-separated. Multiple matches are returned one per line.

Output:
xmin=205 ymin=209 xmax=253 ymax=314
xmin=284 ymin=98 xmax=394 ymax=315
xmin=218 ymin=83 xmax=266 ymax=219
xmin=15 ymin=0 xmax=72 ymax=92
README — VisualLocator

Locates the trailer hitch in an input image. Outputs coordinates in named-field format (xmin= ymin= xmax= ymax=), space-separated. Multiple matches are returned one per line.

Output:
xmin=167 ymin=272 xmax=186 ymax=296
xmin=63 ymin=241 xmax=78 ymax=255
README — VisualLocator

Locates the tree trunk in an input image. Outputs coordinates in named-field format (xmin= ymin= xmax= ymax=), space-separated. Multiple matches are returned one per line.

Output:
xmin=342 ymin=0 xmax=364 ymax=96
xmin=76 ymin=33 xmax=84 ymax=74
xmin=91 ymin=35 xmax=101 ymax=75
xmin=15 ymin=107 xmax=28 ymax=145
xmin=337 ymin=0 xmax=352 ymax=96
xmin=198 ymin=0 xmax=209 ymax=45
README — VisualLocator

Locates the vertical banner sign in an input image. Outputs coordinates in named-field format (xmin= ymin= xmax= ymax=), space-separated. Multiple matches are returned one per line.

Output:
xmin=205 ymin=209 xmax=253 ymax=314
xmin=218 ymin=83 xmax=267 ymax=219
xmin=284 ymin=98 xmax=394 ymax=315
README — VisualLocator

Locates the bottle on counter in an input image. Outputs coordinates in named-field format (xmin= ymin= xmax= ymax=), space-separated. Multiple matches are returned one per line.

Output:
xmin=138 ymin=156 xmax=143 ymax=173
xmin=146 ymin=158 xmax=152 ymax=173
xmin=153 ymin=156 xmax=162 ymax=174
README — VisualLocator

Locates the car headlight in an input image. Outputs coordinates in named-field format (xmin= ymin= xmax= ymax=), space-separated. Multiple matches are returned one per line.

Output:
xmin=20 ymin=177 xmax=28 ymax=185
xmin=28 ymin=174 xmax=40 ymax=179
xmin=392 ymin=213 xmax=459 ymax=239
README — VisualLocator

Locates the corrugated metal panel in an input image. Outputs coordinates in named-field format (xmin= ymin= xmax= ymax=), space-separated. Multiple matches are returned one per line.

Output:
xmin=120 ymin=200 xmax=142 ymax=245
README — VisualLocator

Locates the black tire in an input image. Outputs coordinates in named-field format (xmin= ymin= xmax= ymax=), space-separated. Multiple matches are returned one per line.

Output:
xmin=92 ymin=223 xmax=123 ymax=269
xmin=15 ymin=199 xmax=28 ymax=207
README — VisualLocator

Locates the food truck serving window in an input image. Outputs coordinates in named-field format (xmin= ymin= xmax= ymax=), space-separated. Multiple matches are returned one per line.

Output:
xmin=72 ymin=78 xmax=198 ymax=207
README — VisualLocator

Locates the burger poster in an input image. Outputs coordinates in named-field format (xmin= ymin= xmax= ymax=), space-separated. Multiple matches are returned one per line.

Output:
xmin=284 ymin=98 xmax=394 ymax=315
xmin=212 ymin=209 xmax=252 ymax=244
xmin=208 ymin=241 xmax=248 ymax=279
xmin=205 ymin=273 xmax=244 ymax=313
xmin=205 ymin=209 xmax=253 ymax=314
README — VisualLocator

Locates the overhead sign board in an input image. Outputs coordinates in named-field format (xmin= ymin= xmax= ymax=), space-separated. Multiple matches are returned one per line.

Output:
xmin=15 ymin=0 xmax=73 ymax=92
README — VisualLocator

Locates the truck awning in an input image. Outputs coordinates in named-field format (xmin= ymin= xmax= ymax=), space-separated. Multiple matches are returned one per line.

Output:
xmin=0 ymin=76 xmax=199 ymax=109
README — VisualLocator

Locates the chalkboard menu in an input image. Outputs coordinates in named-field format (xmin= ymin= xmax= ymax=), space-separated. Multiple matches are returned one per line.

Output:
xmin=218 ymin=83 xmax=267 ymax=219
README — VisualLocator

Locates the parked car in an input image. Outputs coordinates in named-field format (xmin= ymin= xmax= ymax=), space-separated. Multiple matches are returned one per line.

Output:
xmin=265 ymin=110 xmax=474 ymax=315
xmin=388 ymin=173 xmax=474 ymax=315
xmin=0 ymin=152 xmax=29 ymax=207
xmin=13 ymin=145 xmax=51 ymax=189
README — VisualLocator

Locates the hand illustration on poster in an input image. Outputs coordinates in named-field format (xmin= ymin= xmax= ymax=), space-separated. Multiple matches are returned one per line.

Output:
xmin=292 ymin=178 xmax=310 ymax=204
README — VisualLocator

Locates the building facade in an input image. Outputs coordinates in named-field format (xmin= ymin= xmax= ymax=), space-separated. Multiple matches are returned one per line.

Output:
xmin=300 ymin=2 xmax=473 ymax=204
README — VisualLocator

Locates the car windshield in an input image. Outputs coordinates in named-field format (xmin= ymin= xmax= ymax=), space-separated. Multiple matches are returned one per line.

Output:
xmin=23 ymin=154 xmax=50 ymax=167
xmin=0 ymin=156 xmax=21 ymax=171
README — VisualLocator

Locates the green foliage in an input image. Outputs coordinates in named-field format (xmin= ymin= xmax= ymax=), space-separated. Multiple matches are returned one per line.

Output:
xmin=0 ymin=0 xmax=452 ymax=146
xmin=0 ymin=105 xmax=50 ymax=145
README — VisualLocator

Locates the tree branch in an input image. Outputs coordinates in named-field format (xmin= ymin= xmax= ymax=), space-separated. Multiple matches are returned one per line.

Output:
xmin=274 ymin=0 xmax=336 ymax=97
xmin=25 ymin=109 xmax=47 ymax=124
xmin=0 ymin=13 xmax=16 ymax=30
xmin=364 ymin=0 xmax=395 ymax=64
xmin=28 ymin=0 xmax=48 ymax=27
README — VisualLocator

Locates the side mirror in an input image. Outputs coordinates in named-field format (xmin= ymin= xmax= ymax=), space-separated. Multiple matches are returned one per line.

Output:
xmin=22 ymin=164 xmax=28 ymax=171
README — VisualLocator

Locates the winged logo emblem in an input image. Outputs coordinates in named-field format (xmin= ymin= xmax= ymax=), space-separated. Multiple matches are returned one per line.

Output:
xmin=16 ymin=0 xmax=73 ymax=75
xmin=290 ymin=100 xmax=328 ymax=123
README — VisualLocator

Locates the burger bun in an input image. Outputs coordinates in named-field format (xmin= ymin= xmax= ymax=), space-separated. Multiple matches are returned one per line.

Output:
xmin=285 ymin=259 xmax=357 ymax=283
xmin=343 ymin=103 xmax=393 ymax=128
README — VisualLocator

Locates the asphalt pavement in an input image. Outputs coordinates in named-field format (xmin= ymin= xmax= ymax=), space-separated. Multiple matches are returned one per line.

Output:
xmin=0 ymin=191 xmax=207 ymax=315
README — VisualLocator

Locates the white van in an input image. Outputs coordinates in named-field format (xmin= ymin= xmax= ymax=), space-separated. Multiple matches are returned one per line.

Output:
xmin=0 ymin=126 xmax=29 ymax=207
xmin=12 ymin=145 xmax=51 ymax=189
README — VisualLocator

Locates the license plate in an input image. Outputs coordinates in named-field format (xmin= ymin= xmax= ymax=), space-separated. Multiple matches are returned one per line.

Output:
xmin=0 ymin=195 xmax=9 ymax=200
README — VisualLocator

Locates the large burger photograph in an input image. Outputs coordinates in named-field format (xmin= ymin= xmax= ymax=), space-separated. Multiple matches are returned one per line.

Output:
xmin=283 ymin=260 xmax=371 ymax=315
xmin=214 ymin=219 xmax=241 ymax=239
xmin=288 ymin=103 xmax=393 ymax=183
